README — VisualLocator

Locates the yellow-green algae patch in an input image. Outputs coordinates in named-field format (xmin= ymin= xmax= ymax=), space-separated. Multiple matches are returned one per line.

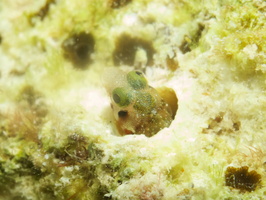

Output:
xmin=0 ymin=0 xmax=266 ymax=199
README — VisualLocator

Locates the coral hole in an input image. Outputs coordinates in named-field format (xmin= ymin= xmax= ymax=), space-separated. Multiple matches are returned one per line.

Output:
xmin=157 ymin=87 xmax=178 ymax=119
xmin=225 ymin=166 xmax=261 ymax=192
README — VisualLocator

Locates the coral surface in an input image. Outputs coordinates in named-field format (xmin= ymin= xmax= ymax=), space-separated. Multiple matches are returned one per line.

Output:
xmin=0 ymin=0 xmax=266 ymax=199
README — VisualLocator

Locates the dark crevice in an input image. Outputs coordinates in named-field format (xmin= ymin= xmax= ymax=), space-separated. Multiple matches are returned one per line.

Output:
xmin=29 ymin=0 xmax=56 ymax=24
xmin=109 ymin=0 xmax=132 ymax=9
xmin=180 ymin=23 xmax=205 ymax=54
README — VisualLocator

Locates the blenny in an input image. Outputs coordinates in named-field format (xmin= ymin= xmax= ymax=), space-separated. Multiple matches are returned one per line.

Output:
xmin=103 ymin=68 xmax=176 ymax=137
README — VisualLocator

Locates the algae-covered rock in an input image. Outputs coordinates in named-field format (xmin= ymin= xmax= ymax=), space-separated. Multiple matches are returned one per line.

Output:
xmin=0 ymin=0 xmax=266 ymax=199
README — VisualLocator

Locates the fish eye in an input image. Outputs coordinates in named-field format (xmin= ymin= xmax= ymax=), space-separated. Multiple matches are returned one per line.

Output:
xmin=127 ymin=71 xmax=147 ymax=90
xmin=112 ymin=87 xmax=132 ymax=107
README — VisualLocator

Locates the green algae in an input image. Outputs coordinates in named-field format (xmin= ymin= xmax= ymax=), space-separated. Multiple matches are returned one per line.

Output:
xmin=0 ymin=0 xmax=266 ymax=199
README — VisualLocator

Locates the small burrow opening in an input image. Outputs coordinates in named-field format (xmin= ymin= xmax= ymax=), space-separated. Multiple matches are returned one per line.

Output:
xmin=225 ymin=166 xmax=261 ymax=192
xmin=62 ymin=32 xmax=95 ymax=69
xmin=112 ymin=34 xmax=155 ymax=66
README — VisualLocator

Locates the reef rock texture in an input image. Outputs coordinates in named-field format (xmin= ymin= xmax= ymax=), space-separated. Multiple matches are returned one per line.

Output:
xmin=0 ymin=0 xmax=266 ymax=199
